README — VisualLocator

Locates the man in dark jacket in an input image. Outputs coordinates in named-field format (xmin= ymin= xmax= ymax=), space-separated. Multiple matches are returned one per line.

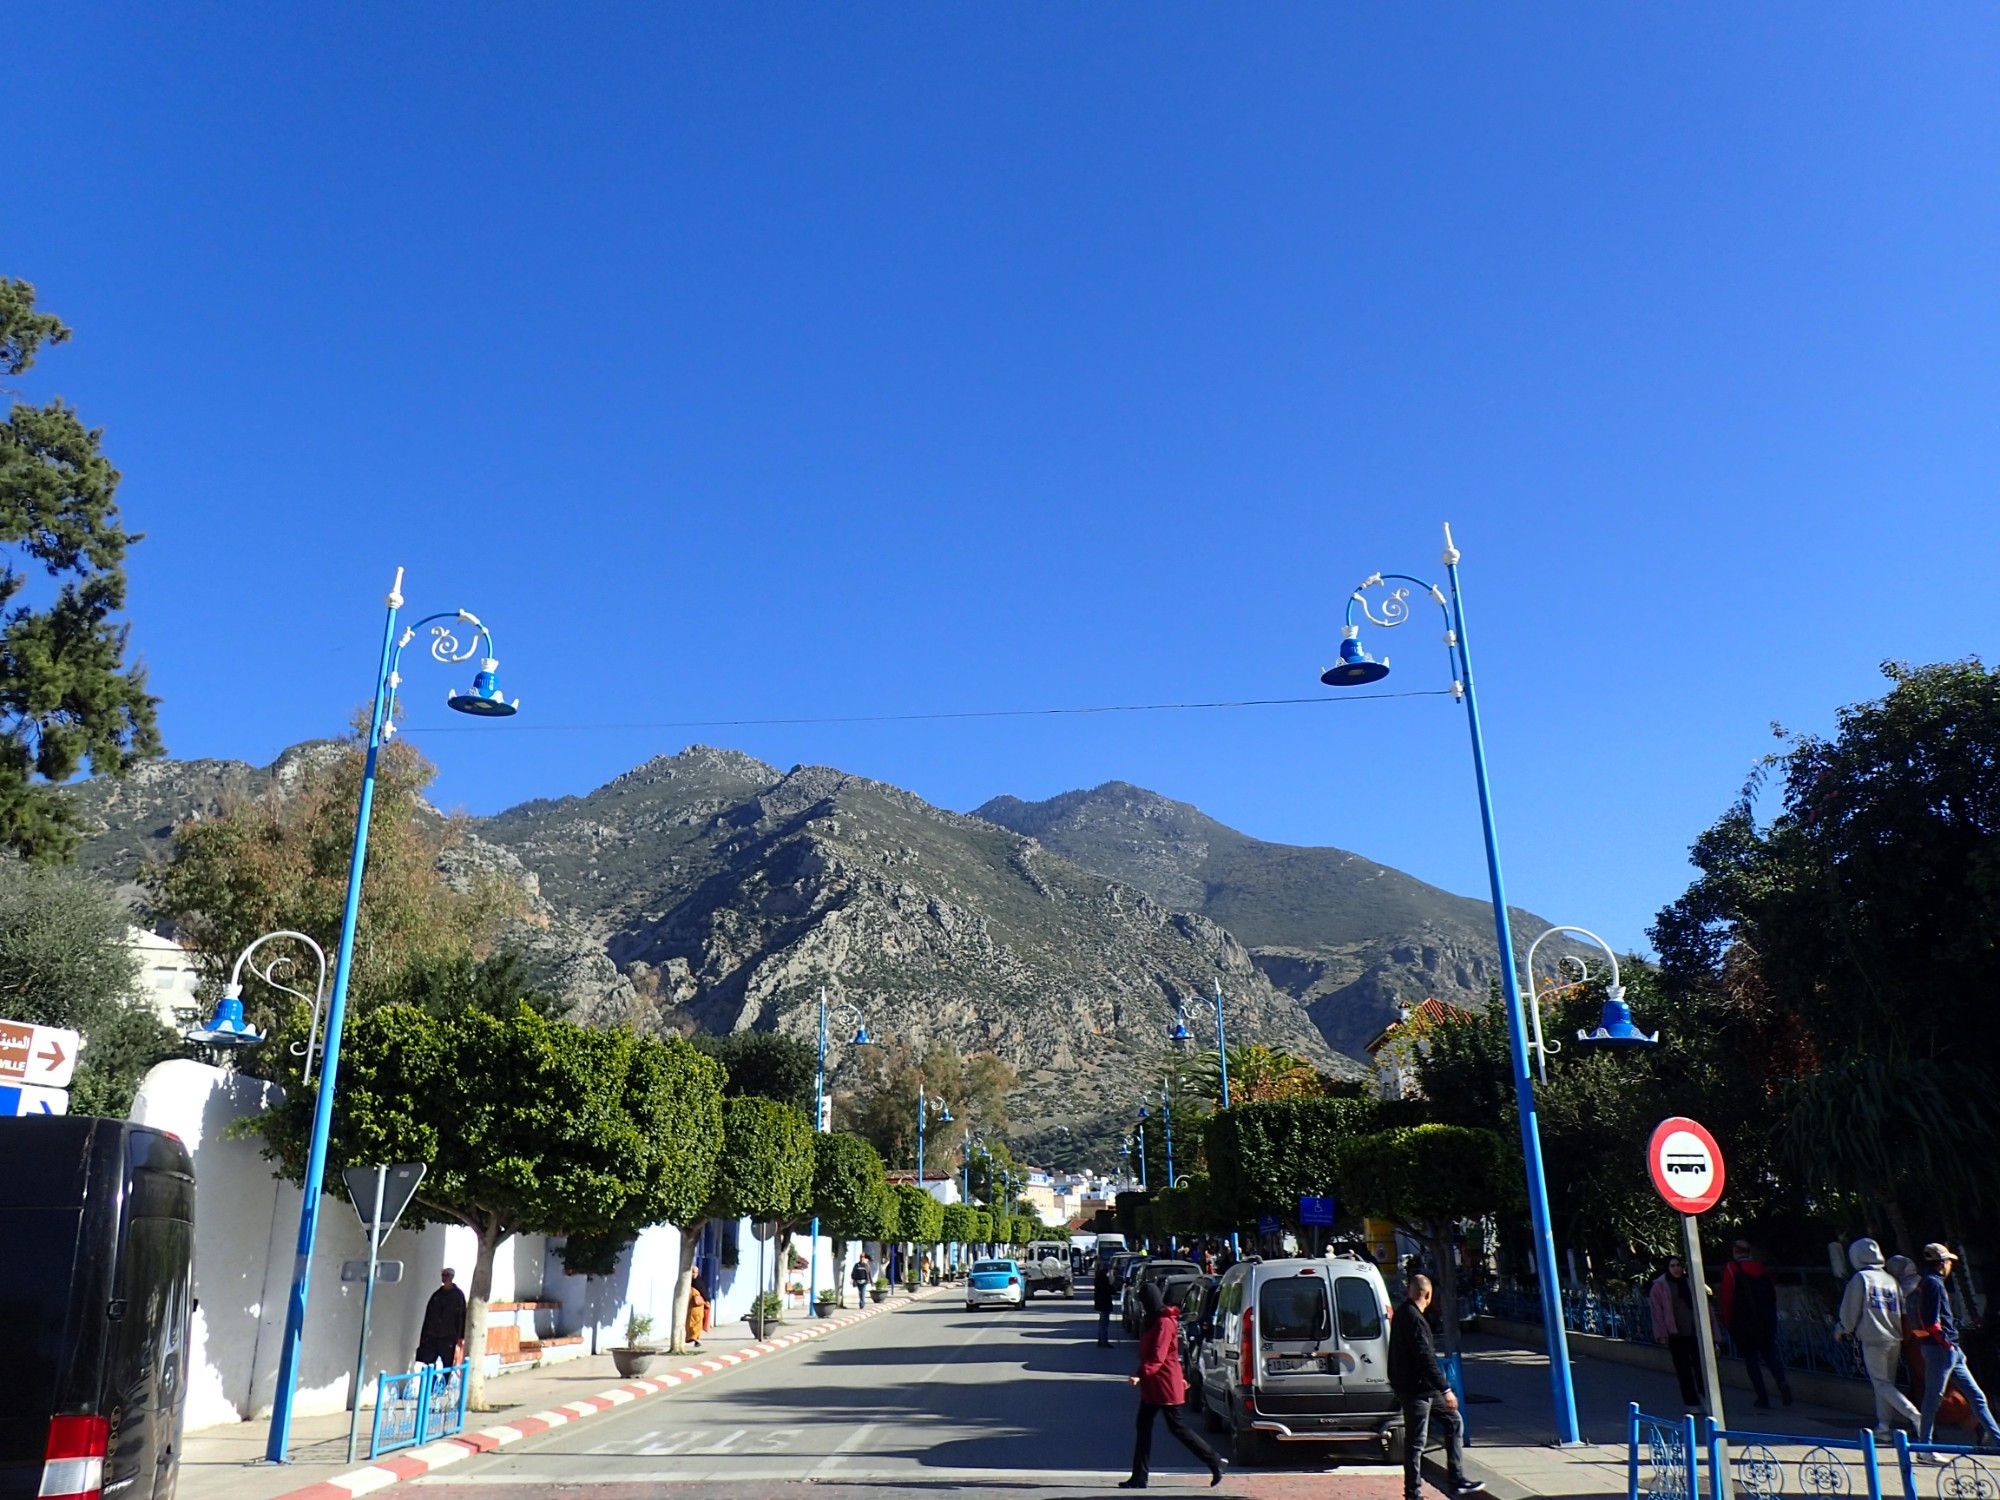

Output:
xmin=1719 ymin=1241 xmax=1791 ymax=1409
xmin=1388 ymin=1275 xmax=1483 ymax=1500
xmin=415 ymin=1267 xmax=467 ymax=1368
xmin=1913 ymin=1243 xmax=2000 ymax=1447
xmin=1094 ymin=1252 xmax=1119 ymax=1346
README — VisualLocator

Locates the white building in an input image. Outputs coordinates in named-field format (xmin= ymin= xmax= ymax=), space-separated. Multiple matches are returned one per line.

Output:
xmin=129 ymin=927 xmax=205 ymax=1030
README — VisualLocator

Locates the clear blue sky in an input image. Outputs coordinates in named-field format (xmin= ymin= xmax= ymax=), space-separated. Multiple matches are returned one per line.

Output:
xmin=8 ymin=6 xmax=1996 ymax=952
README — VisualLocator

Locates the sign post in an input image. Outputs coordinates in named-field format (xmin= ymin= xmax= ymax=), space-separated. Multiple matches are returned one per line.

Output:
xmin=342 ymin=1163 xmax=427 ymax=1463
xmin=1648 ymin=1116 xmax=1729 ymax=1494
xmin=0 ymin=1019 xmax=80 ymax=1115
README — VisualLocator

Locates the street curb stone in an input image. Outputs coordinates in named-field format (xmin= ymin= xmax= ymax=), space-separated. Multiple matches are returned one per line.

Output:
xmin=265 ymin=1287 xmax=950 ymax=1500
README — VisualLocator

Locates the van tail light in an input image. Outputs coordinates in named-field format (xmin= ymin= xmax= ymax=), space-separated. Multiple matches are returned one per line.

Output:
xmin=1240 ymin=1307 xmax=1256 ymax=1386
xmin=40 ymin=1415 xmax=109 ymax=1500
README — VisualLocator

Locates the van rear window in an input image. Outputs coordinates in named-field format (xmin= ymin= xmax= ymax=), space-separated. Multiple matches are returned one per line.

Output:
xmin=0 ymin=1208 xmax=84 ymax=1434
xmin=1257 ymin=1276 xmax=1331 ymax=1340
xmin=1335 ymin=1277 xmax=1384 ymax=1340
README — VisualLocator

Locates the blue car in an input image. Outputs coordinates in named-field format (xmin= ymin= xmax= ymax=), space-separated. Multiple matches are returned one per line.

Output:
xmin=965 ymin=1257 xmax=1026 ymax=1310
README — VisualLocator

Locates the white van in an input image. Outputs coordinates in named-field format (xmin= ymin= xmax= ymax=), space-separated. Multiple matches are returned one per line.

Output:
xmin=1193 ymin=1254 xmax=1400 ymax=1465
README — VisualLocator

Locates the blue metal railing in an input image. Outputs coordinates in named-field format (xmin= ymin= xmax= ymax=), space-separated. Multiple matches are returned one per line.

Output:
xmin=1699 ymin=1417 xmax=1882 ymax=1500
xmin=369 ymin=1362 xmax=470 ymax=1458
xmin=1888 ymin=1431 xmax=2000 ymax=1500
xmin=1479 ymin=1284 xmax=1869 ymax=1383
xmin=1629 ymin=1403 xmax=1701 ymax=1500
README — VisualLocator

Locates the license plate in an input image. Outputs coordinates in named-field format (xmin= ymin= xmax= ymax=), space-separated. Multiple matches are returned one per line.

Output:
xmin=1266 ymin=1355 xmax=1324 ymax=1374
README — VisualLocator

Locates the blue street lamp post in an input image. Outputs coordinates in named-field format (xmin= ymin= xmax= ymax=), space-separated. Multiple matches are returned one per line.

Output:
xmin=1170 ymin=981 xmax=1239 ymax=1254
xmin=810 ymin=989 xmax=872 ymax=1311
xmin=266 ymin=569 xmax=518 ymax=1461
xmin=917 ymin=1088 xmax=952 ymax=1264
xmin=1320 ymin=525 xmax=1584 ymax=1445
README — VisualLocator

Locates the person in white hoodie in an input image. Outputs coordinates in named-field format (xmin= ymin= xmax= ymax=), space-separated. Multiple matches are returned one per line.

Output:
xmin=1837 ymin=1238 xmax=1922 ymax=1434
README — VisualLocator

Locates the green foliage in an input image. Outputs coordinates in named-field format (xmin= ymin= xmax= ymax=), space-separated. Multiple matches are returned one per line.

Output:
xmin=710 ymin=1095 xmax=816 ymax=1225
xmin=893 ymin=1182 xmax=945 ymax=1243
xmin=0 ymin=279 xmax=161 ymax=862
xmin=940 ymin=1201 xmax=979 ymax=1245
xmin=377 ymin=951 xmax=562 ymax=1020
xmin=623 ymin=1310 xmax=655 ymax=1348
xmin=1202 ymin=1095 xmax=1387 ymax=1230
xmin=970 ymin=1208 xmax=992 ymax=1243
xmin=810 ymin=1131 xmax=889 ymax=1241
xmin=1342 ymin=1125 xmax=1515 ymax=1228
xmin=835 ymin=1040 xmax=1017 ymax=1168
xmin=556 ymin=1229 xmax=629 ymax=1278
xmin=690 ymin=1030 xmax=817 ymax=1111
xmin=0 ymin=862 xmax=177 ymax=1114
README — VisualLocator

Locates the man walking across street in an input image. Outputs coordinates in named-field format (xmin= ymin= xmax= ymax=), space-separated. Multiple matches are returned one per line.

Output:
xmin=1719 ymin=1240 xmax=1792 ymax=1409
xmin=415 ymin=1267 xmax=466 ymax=1368
xmin=1094 ymin=1250 xmax=1118 ymax=1345
xmin=1389 ymin=1274 xmax=1484 ymax=1500
xmin=1837 ymin=1238 xmax=1921 ymax=1434
xmin=1912 ymin=1243 xmax=2000 ymax=1449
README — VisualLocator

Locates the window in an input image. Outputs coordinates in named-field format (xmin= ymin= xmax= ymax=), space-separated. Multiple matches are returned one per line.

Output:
xmin=1335 ymin=1278 xmax=1384 ymax=1341
xmin=1257 ymin=1276 xmax=1331 ymax=1341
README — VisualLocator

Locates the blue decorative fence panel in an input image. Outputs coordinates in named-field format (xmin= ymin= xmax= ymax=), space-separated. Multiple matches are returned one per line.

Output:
xmin=1630 ymin=1404 xmax=1701 ymax=1500
xmin=370 ymin=1362 xmax=471 ymax=1459
xmin=1700 ymin=1419 xmax=1882 ymax=1500
xmin=1890 ymin=1432 xmax=2000 ymax=1500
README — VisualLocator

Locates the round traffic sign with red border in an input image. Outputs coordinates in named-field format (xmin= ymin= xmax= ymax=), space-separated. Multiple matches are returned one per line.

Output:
xmin=1648 ymin=1117 xmax=1726 ymax=1215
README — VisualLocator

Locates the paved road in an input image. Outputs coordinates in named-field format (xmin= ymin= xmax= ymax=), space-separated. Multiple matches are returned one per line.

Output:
xmin=415 ymin=1285 xmax=1399 ymax=1500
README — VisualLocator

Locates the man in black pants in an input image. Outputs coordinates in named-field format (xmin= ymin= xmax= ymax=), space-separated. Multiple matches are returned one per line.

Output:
xmin=415 ymin=1267 xmax=467 ymax=1368
xmin=1094 ymin=1258 xmax=1119 ymax=1346
xmin=1388 ymin=1274 xmax=1484 ymax=1500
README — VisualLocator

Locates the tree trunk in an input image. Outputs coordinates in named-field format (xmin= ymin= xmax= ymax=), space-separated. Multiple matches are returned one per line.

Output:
xmin=464 ymin=1217 xmax=506 ymax=1412
xmin=832 ymin=1237 xmax=847 ymax=1303
xmin=669 ymin=1219 xmax=706 ymax=1355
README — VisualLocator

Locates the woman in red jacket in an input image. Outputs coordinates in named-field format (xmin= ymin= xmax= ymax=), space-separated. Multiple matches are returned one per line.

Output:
xmin=1122 ymin=1282 xmax=1225 ymax=1488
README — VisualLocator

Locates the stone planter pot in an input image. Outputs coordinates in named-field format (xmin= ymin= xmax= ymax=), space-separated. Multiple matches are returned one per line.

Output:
xmin=814 ymin=1300 xmax=837 ymax=1318
xmin=748 ymin=1314 xmax=774 ymax=1340
xmin=870 ymin=1286 xmax=888 ymax=1304
xmin=611 ymin=1348 xmax=656 ymax=1378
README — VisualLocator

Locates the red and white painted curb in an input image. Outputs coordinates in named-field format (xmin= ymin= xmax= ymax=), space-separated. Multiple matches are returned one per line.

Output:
xmin=276 ymin=1288 xmax=948 ymax=1500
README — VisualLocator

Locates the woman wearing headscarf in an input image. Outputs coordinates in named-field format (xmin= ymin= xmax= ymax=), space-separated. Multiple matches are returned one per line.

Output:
xmin=1121 ymin=1282 xmax=1224 ymax=1489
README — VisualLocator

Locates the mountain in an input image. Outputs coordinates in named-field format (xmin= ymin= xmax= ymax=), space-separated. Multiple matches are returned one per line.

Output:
xmin=475 ymin=748 xmax=1352 ymax=1127
xmin=973 ymin=782 xmax=1540 ymax=1056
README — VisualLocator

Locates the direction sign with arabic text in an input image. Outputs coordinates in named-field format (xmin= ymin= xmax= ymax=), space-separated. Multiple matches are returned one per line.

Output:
xmin=0 ymin=1020 xmax=79 ymax=1089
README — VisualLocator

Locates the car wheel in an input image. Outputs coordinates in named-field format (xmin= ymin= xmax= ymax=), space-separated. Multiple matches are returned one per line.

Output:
xmin=1200 ymin=1391 xmax=1225 ymax=1433
xmin=1232 ymin=1422 xmax=1274 ymax=1467
xmin=1382 ymin=1426 xmax=1407 ymax=1466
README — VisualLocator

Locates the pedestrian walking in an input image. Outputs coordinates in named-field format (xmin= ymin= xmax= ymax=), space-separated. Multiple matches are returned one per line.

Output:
xmin=1836 ymin=1238 xmax=1921 ymax=1434
xmin=851 ymin=1251 xmax=872 ymax=1309
xmin=686 ymin=1270 xmax=709 ymax=1349
xmin=415 ymin=1267 xmax=467 ymax=1368
xmin=1094 ymin=1250 xmax=1119 ymax=1346
xmin=1389 ymin=1274 xmax=1484 ymax=1500
xmin=1649 ymin=1256 xmax=1703 ymax=1409
xmin=1912 ymin=1243 xmax=2000 ymax=1448
xmin=1718 ymin=1240 xmax=1792 ymax=1409
xmin=1119 ymin=1282 xmax=1223 ymax=1488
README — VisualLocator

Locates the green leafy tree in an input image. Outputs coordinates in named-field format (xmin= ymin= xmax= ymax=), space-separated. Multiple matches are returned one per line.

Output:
xmin=835 ymin=1040 xmax=1017 ymax=1167
xmin=258 ymin=999 xmax=723 ymax=1410
xmin=941 ymin=1201 xmax=978 ymax=1252
xmin=892 ymin=1183 xmax=944 ymax=1273
xmin=1342 ymin=1125 xmax=1514 ymax=1353
xmin=1202 ymin=1095 xmax=1387 ymax=1235
xmin=811 ymin=1131 xmax=889 ymax=1282
xmin=669 ymin=1096 xmax=814 ymax=1352
xmin=0 ymin=862 xmax=177 ymax=1114
xmin=0 ymin=279 xmax=161 ymax=862
xmin=691 ymin=1030 xmax=817 ymax=1111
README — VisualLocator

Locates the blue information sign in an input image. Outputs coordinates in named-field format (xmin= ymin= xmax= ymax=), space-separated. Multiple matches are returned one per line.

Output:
xmin=1256 ymin=1214 xmax=1280 ymax=1236
xmin=1299 ymin=1195 xmax=1336 ymax=1227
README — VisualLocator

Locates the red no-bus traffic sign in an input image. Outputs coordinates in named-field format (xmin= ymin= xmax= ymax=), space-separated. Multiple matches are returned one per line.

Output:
xmin=1648 ymin=1117 xmax=1726 ymax=1215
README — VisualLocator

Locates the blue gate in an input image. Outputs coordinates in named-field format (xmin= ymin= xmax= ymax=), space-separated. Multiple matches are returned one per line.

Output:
xmin=1890 ymin=1432 xmax=2000 ymax=1500
xmin=369 ymin=1362 xmax=471 ymax=1458
xmin=1630 ymin=1404 xmax=1701 ymax=1500
xmin=1699 ymin=1417 xmax=1883 ymax=1500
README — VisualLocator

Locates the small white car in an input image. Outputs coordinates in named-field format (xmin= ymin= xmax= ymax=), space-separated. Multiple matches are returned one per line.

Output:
xmin=965 ymin=1258 xmax=1026 ymax=1310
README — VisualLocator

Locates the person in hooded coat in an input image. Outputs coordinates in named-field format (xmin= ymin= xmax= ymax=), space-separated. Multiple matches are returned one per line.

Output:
xmin=1648 ymin=1256 xmax=1702 ymax=1409
xmin=1121 ymin=1282 xmax=1224 ymax=1489
xmin=1836 ymin=1238 xmax=1921 ymax=1434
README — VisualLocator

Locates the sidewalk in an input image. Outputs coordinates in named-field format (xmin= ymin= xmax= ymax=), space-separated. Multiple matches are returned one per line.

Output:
xmin=1440 ymin=1332 xmax=1884 ymax=1500
xmin=179 ymin=1291 xmax=938 ymax=1500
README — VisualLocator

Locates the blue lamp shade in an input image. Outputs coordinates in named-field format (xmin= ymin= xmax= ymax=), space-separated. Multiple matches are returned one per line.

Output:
xmin=187 ymin=989 xmax=265 ymax=1047
xmin=1574 ymin=985 xmax=1659 ymax=1049
xmin=851 ymin=1024 xmax=872 ymax=1046
xmin=447 ymin=658 xmax=519 ymax=717
xmin=1321 ymin=635 xmax=1390 ymax=687
xmin=1168 ymin=1019 xmax=1192 ymax=1046
xmin=939 ymin=1105 xmax=954 ymax=1124
xmin=1138 ymin=1105 xmax=1150 ymax=1120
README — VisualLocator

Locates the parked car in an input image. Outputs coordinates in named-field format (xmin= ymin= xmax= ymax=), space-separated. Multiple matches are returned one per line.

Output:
xmin=0 ymin=1117 xmax=195 ymax=1500
xmin=1020 ymin=1241 xmax=1075 ymax=1298
xmin=1103 ymin=1251 xmax=1144 ymax=1294
xmin=965 ymin=1258 xmax=1026 ymax=1311
xmin=1193 ymin=1253 xmax=1400 ymax=1467
xmin=1165 ymin=1274 xmax=1219 ymax=1404
xmin=1123 ymin=1258 xmax=1201 ymax=1335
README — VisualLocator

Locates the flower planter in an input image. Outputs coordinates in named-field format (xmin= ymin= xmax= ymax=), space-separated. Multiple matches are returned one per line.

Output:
xmin=870 ymin=1286 xmax=888 ymax=1304
xmin=611 ymin=1348 xmax=656 ymax=1378
xmin=814 ymin=1300 xmax=837 ymax=1318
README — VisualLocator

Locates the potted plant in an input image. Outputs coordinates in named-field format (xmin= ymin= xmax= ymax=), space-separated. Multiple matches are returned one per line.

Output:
xmin=903 ymin=1270 xmax=920 ymax=1292
xmin=871 ymin=1275 xmax=890 ymax=1304
xmin=611 ymin=1311 xmax=658 ymax=1378
xmin=814 ymin=1288 xmax=839 ymax=1318
xmin=748 ymin=1290 xmax=784 ymax=1340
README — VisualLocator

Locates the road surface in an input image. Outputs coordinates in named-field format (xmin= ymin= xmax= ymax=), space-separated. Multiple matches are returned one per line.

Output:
xmin=414 ymin=1283 xmax=1400 ymax=1500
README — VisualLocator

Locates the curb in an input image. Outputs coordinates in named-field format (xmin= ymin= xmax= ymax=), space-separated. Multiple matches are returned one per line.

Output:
xmin=274 ymin=1286 xmax=950 ymax=1500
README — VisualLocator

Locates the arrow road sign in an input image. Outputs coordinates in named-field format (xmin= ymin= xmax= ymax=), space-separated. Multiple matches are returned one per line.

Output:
xmin=343 ymin=1163 xmax=427 ymax=1235
xmin=0 ymin=1084 xmax=70 ymax=1116
xmin=0 ymin=1020 xmax=80 ymax=1088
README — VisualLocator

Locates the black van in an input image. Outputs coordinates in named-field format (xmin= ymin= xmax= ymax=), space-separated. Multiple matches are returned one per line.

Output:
xmin=0 ymin=1118 xmax=195 ymax=1500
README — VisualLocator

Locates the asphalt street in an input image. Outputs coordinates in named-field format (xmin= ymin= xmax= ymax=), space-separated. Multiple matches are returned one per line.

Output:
xmin=413 ymin=1284 xmax=1400 ymax=1500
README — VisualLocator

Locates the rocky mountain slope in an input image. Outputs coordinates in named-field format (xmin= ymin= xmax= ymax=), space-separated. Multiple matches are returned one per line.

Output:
xmin=974 ymin=781 xmax=1544 ymax=1056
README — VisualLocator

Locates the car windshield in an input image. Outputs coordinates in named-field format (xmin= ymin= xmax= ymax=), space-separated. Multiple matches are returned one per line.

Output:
xmin=972 ymin=1261 xmax=1013 ymax=1274
xmin=1139 ymin=1261 xmax=1198 ymax=1283
xmin=1258 ymin=1275 xmax=1332 ymax=1340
